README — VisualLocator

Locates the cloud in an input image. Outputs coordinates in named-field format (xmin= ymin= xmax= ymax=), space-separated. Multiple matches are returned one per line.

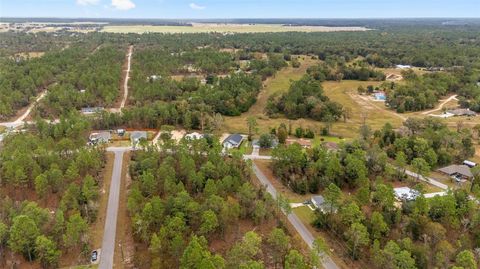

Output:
xmin=111 ymin=0 xmax=136 ymax=10
xmin=189 ymin=3 xmax=206 ymax=10
xmin=76 ymin=0 xmax=100 ymax=6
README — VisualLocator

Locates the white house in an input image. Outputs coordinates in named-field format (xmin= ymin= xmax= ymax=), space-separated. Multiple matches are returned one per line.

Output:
xmin=185 ymin=132 xmax=204 ymax=140
xmin=310 ymin=195 xmax=336 ymax=213
xmin=394 ymin=187 xmax=420 ymax=201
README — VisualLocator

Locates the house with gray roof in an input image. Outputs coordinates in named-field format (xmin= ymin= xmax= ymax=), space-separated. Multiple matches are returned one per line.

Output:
xmin=89 ymin=131 xmax=111 ymax=144
xmin=223 ymin=134 xmax=244 ymax=149
xmin=310 ymin=195 xmax=336 ymax=213
xmin=438 ymin=164 xmax=473 ymax=179
xmin=131 ymin=131 xmax=147 ymax=148
xmin=447 ymin=108 xmax=477 ymax=117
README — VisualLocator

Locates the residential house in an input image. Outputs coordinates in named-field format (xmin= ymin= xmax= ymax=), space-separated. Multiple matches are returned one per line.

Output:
xmin=185 ymin=132 xmax=205 ymax=140
xmin=310 ymin=195 xmax=336 ymax=213
xmin=394 ymin=187 xmax=420 ymax=202
xmin=81 ymin=107 xmax=104 ymax=115
xmin=131 ymin=131 xmax=147 ymax=148
xmin=223 ymin=134 xmax=244 ymax=149
xmin=437 ymin=164 xmax=473 ymax=180
xmin=396 ymin=64 xmax=412 ymax=69
xmin=89 ymin=131 xmax=111 ymax=144
xmin=286 ymin=138 xmax=312 ymax=149
xmin=446 ymin=108 xmax=476 ymax=117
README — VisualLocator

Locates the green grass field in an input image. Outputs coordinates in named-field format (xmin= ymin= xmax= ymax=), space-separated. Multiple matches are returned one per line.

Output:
xmin=101 ymin=24 xmax=369 ymax=34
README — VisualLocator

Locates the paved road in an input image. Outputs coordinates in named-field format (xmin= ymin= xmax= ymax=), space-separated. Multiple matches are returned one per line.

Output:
xmin=403 ymin=169 xmax=449 ymax=190
xmin=251 ymin=162 xmax=340 ymax=269
xmin=99 ymin=148 xmax=127 ymax=269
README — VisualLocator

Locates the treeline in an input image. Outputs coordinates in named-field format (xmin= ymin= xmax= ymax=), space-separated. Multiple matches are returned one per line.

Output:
xmin=267 ymin=75 xmax=343 ymax=121
xmin=127 ymin=139 xmax=318 ymax=268
xmin=0 ymin=114 xmax=104 ymax=267
xmin=114 ymin=28 xmax=480 ymax=68
xmin=0 ymin=46 xmax=89 ymax=119
xmin=307 ymin=62 xmax=386 ymax=82
xmin=35 ymin=46 xmax=125 ymax=117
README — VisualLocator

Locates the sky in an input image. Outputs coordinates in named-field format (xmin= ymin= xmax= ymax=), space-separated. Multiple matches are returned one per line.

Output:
xmin=1 ymin=0 xmax=479 ymax=19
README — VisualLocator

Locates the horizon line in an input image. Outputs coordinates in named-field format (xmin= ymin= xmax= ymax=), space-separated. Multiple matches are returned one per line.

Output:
xmin=2 ymin=16 xmax=480 ymax=20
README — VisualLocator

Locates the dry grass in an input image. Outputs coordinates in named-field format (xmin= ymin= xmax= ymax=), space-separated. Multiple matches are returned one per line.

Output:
xmin=101 ymin=24 xmax=369 ymax=34
xmin=222 ymin=56 xmax=321 ymax=135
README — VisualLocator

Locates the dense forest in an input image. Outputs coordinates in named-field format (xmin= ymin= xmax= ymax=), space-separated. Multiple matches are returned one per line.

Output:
xmin=127 ymin=138 xmax=320 ymax=268
xmin=0 ymin=114 xmax=103 ymax=267
xmin=35 ymin=46 xmax=125 ymax=117
xmin=271 ymin=120 xmax=479 ymax=268
xmin=2 ymin=25 xmax=480 ymax=119
xmin=0 ymin=46 xmax=90 ymax=119
xmin=267 ymin=75 xmax=344 ymax=121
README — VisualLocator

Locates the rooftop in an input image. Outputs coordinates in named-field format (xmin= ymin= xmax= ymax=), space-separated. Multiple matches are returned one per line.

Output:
xmin=394 ymin=187 xmax=420 ymax=201
xmin=224 ymin=133 xmax=243 ymax=145
xmin=437 ymin=164 xmax=473 ymax=178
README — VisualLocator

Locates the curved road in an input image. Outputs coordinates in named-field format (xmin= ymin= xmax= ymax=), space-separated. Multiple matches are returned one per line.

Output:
xmin=421 ymin=94 xmax=458 ymax=115
xmin=0 ymin=90 xmax=48 ymax=129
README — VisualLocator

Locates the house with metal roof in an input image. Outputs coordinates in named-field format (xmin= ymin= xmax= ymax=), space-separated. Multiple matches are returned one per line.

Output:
xmin=223 ymin=134 xmax=244 ymax=149
xmin=81 ymin=107 xmax=104 ymax=115
xmin=394 ymin=187 xmax=420 ymax=202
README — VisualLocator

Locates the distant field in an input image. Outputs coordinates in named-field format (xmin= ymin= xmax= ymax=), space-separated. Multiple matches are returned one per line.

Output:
xmin=101 ymin=23 xmax=370 ymax=34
